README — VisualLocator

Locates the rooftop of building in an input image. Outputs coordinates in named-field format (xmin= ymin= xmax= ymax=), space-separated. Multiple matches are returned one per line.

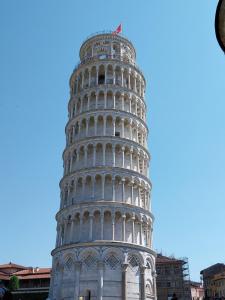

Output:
xmin=200 ymin=263 xmax=225 ymax=276
xmin=0 ymin=262 xmax=51 ymax=281
xmin=156 ymin=254 xmax=187 ymax=265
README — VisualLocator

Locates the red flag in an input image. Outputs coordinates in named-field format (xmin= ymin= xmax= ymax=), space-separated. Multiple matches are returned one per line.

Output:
xmin=113 ymin=24 xmax=122 ymax=35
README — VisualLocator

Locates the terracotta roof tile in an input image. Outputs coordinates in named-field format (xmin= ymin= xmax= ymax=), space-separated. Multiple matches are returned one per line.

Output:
xmin=14 ymin=268 xmax=51 ymax=276
xmin=156 ymin=254 xmax=184 ymax=264
xmin=18 ymin=274 xmax=51 ymax=280
xmin=0 ymin=262 xmax=26 ymax=270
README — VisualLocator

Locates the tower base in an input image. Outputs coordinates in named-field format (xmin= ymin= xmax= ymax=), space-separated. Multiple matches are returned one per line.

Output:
xmin=48 ymin=242 xmax=157 ymax=300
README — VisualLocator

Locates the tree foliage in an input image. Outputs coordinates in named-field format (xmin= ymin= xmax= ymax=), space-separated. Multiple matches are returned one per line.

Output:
xmin=9 ymin=276 xmax=19 ymax=291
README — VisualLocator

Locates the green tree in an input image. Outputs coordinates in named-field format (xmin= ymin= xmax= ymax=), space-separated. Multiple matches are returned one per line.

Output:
xmin=9 ymin=275 xmax=19 ymax=291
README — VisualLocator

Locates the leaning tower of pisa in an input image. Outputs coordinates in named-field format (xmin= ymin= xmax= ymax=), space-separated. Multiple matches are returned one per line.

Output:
xmin=48 ymin=32 xmax=157 ymax=300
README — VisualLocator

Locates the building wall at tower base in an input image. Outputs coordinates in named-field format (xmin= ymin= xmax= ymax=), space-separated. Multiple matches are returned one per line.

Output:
xmin=48 ymin=243 xmax=157 ymax=300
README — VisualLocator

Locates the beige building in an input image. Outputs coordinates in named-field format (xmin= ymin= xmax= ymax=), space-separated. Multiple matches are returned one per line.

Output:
xmin=213 ymin=272 xmax=225 ymax=299
xmin=201 ymin=263 xmax=225 ymax=299
xmin=190 ymin=281 xmax=204 ymax=300
xmin=156 ymin=254 xmax=191 ymax=300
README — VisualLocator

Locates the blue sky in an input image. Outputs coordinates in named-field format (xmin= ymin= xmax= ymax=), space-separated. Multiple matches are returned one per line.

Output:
xmin=0 ymin=0 xmax=224 ymax=281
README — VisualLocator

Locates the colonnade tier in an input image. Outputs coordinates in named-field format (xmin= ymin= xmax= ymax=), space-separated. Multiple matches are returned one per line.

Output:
xmin=65 ymin=111 xmax=148 ymax=148
xmin=55 ymin=207 xmax=153 ymax=248
xmin=70 ymin=62 xmax=146 ymax=99
xmin=56 ymin=201 xmax=153 ymax=222
xmin=63 ymin=140 xmax=150 ymax=177
xmin=59 ymin=170 xmax=151 ymax=211
xmin=63 ymin=136 xmax=150 ymax=163
xmin=68 ymin=89 xmax=146 ymax=121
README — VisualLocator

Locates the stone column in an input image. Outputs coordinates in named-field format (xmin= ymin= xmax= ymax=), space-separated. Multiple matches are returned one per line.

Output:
xmin=82 ymin=178 xmax=85 ymax=199
xmin=121 ymin=68 xmax=124 ymax=87
xmin=102 ymin=144 xmax=106 ymax=166
xmin=122 ymin=179 xmax=125 ymax=202
xmin=138 ymin=186 xmax=141 ymax=207
xmin=122 ymin=93 xmax=125 ymax=110
xmin=93 ymin=145 xmax=96 ymax=167
xmin=81 ymin=72 xmax=84 ymax=90
xmin=150 ymin=227 xmax=153 ymax=248
xmin=70 ymin=219 xmax=74 ymax=243
xmin=79 ymin=216 xmax=83 ymax=241
xmin=122 ymin=263 xmax=129 ymax=300
xmin=76 ymin=78 xmax=79 ymax=94
xmin=139 ymin=80 xmax=142 ymax=97
xmin=96 ymin=93 xmax=98 ymax=109
xmin=132 ymin=216 xmax=135 ymax=243
xmin=113 ymin=69 xmax=116 ymax=85
xmin=130 ymin=121 xmax=133 ymax=140
xmin=122 ymin=214 xmax=126 ymax=241
xmin=112 ymin=178 xmax=115 ymax=201
xmin=121 ymin=118 xmax=125 ymax=138
xmin=112 ymin=213 xmax=115 ymax=240
xmin=101 ymin=213 xmax=104 ymax=240
xmin=89 ymin=214 xmax=93 ymax=241
xmin=131 ymin=181 xmax=134 ymax=205
xmin=84 ymin=146 xmax=87 ymax=167
xmin=96 ymin=67 xmax=99 ymax=85
xmin=128 ymin=72 xmax=131 ymax=89
xmin=140 ymin=221 xmax=143 ymax=245
xmin=76 ymin=151 xmax=80 ymax=169
xmin=74 ymin=262 xmax=82 ymax=300
xmin=130 ymin=148 xmax=133 ymax=169
xmin=92 ymin=177 xmax=95 ymax=198
xmin=113 ymin=118 xmax=116 ymax=136
xmin=134 ymin=75 xmax=137 ymax=93
xmin=140 ymin=266 xmax=146 ymax=300
xmin=101 ymin=175 xmax=105 ymax=200
xmin=88 ymin=70 xmax=91 ymax=87
xmin=122 ymin=146 xmax=125 ymax=168
xmin=72 ymin=125 xmax=75 ymax=142
xmin=98 ymin=261 xmax=104 ymax=300
xmin=87 ymin=95 xmax=90 ymax=110
xmin=55 ymin=226 xmax=59 ymax=248
xmin=112 ymin=145 xmax=116 ymax=167
xmin=113 ymin=93 xmax=116 ymax=108
xmin=86 ymin=120 xmax=89 ymax=137
xmin=94 ymin=117 xmax=97 ymax=135
xmin=137 ymin=153 xmax=140 ymax=173
xmin=58 ymin=225 xmax=62 ymax=246
xmin=103 ymin=116 xmax=106 ymax=136
xmin=69 ymin=156 xmax=73 ymax=173
xmin=56 ymin=266 xmax=64 ymax=300
xmin=104 ymin=92 xmax=107 ymax=108
xmin=63 ymin=220 xmax=67 ymax=244
xmin=152 ymin=271 xmax=157 ymax=299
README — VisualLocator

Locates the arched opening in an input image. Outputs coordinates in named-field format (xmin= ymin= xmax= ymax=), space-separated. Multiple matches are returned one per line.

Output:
xmin=106 ymin=65 xmax=113 ymax=84
xmin=90 ymin=66 xmax=97 ymax=87
xmin=115 ymin=66 xmax=121 ymax=86
xmin=83 ymin=69 xmax=89 ymax=88
xmin=98 ymin=91 xmax=104 ymax=109
xmin=107 ymin=90 xmax=113 ymax=108
xmin=98 ymin=65 xmax=105 ymax=85
xmin=90 ymin=92 xmax=96 ymax=110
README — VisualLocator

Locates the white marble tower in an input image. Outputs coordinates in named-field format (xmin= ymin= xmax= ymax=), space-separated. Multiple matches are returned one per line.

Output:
xmin=48 ymin=32 xmax=157 ymax=300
